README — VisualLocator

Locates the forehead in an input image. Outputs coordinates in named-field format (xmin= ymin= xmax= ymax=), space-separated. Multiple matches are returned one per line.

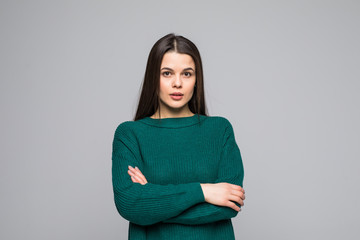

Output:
xmin=160 ymin=52 xmax=195 ymax=69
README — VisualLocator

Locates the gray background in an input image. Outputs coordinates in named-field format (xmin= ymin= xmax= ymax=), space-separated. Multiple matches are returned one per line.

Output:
xmin=1 ymin=0 xmax=359 ymax=239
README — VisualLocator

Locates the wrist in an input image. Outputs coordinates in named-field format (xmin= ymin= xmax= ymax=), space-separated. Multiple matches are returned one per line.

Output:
xmin=200 ymin=183 xmax=209 ymax=202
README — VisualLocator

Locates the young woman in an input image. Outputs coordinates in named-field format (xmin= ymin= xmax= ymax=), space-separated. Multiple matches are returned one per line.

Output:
xmin=112 ymin=33 xmax=245 ymax=240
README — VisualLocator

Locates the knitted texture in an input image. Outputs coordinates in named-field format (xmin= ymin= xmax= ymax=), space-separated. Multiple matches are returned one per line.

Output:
xmin=112 ymin=114 xmax=244 ymax=240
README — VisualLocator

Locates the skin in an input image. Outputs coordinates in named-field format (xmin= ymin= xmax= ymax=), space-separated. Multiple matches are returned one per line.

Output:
xmin=128 ymin=52 xmax=246 ymax=212
xmin=151 ymin=51 xmax=196 ymax=119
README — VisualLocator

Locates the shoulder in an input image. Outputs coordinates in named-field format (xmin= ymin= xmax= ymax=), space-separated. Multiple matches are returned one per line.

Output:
xmin=206 ymin=115 xmax=237 ymax=141
xmin=113 ymin=120 xmax=143 ymax=139
xmin=205 ymin=115 xmax=233 ymax=129
xmin=112 ymin=120 xmax=145 ymax=151
xmin=114 ymin=120 xmax=131 ymax=134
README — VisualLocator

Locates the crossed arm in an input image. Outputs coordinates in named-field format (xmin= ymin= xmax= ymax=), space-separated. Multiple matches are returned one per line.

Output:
xmin=113 ymin=119 xmax=245 ymax=226
xmin=128 ymin=166 xmax=246 ymax=213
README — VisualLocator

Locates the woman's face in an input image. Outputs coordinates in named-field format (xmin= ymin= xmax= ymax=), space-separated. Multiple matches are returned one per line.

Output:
xmin=157 ymin=51 xmax=196 ymax=116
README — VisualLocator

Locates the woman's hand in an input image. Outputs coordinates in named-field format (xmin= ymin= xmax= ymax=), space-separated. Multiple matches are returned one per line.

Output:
xmin=128 ymin=166 xmax=148 ymax=185
xmin=200 ymin=183 xmax=245 ymax=212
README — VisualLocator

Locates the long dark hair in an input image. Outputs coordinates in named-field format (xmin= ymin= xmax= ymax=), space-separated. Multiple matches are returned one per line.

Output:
xmin=133 ymin=33 xmax=208 ymax=121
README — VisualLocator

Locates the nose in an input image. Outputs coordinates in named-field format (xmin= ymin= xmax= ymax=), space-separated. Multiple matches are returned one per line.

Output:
xmin=172 ymin=74 xmax=182 ymax=87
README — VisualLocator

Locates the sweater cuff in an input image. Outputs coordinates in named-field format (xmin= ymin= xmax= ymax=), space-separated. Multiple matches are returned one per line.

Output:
xmin=189 ymin=182 xmax=205 ymax=203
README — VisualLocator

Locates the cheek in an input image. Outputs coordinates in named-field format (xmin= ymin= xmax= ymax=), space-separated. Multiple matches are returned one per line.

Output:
xmin=159 ymin=80 xmax=168 ymax=96
xmin=187 ymin=80 xmax=196 ymax=92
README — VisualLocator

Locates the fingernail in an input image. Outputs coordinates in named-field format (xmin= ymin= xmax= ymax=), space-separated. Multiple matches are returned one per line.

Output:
xmin=135 ymin=166 xmax=139 ymax=170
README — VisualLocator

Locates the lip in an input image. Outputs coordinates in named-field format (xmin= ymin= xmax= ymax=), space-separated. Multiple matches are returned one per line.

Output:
xmin=170 ymin=92 xmax=184 ymax=96
xmin=170 ymin=93 xmax=183 ymax=100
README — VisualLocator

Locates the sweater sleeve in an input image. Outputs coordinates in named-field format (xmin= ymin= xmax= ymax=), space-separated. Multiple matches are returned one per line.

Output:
xmin=162 ymin=118 xmax=244 ymax=225
xmin=112 ymin=122 xmax=205 ymax=226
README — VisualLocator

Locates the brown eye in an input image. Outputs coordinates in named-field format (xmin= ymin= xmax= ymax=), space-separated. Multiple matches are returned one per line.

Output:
xmin=162 ymin=71 xmax=171 ymax=77
xmin=184 ymin=72 xmax=192 ymax=77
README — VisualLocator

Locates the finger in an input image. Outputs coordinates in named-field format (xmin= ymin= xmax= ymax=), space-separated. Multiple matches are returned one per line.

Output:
xmin=130 ymin=175 xmax=139 ymax=183
xmin=128 ymin=165 xmax=140 ymax=174
xmin=229 ymin=194 xmax=244 ymax=206
xmin=230 ymin=189 xmax=245 ymax=200
xmin=230 ymin=184 xmax=243 ymax=191
xmin=128 ymin=170 xmax=143 ymax=184
xmin=128 ymin=169 xmax=135 ymax=177
xmin=234 ymin=185 xmax=244 ymax=192
xmin=131 ymin=169 xmax=147 ymax=184
xmin=230 ymin=185 xmax=245 ymax=198
xmin=130 ymin=175 xmax=141 ymax=184
xmin=128 ymin=167 xmax=142 ymax=179
xmin=227 ymin=201 xmax=241 ymax=212
xmin=237 ymin=191 xmax=245 ymax=200
xmin=131 ymin=166 xmax=143 ymax=176
xmin=128 ymin=171 xmax=139 ymax=182
xmin=133 ymin=167 xmax=148 ymax=183
xmin=235 ymin=185 xmax=245 ymax=195
xmin=134 ymin=171 xmax=147 ymax=184
xmin=128 ymin=169 xmax=138 ymax=175
xmin=132 ymin=174 xmax=146 ymax=185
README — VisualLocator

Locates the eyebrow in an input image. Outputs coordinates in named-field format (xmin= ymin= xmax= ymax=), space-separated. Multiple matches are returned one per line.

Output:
xmin=161 ymin=67 xmax=195 ymax=72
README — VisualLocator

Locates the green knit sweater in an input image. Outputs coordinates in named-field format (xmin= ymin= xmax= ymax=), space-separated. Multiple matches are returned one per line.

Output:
xmin=112 ymin=113 xmax=244 ymax=240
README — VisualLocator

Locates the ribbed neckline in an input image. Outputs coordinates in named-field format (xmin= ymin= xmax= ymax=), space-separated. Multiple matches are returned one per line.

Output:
xmin=138 ymin=113 xmax=206 ymax=128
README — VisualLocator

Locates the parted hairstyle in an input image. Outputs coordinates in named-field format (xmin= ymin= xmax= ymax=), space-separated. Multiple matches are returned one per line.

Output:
xmin=133 ymin=33 xmax=208 ymax=121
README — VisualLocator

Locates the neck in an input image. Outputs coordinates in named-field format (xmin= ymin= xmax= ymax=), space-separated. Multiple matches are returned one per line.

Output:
xmin=150 ymin=110 xmax=194 ymax=119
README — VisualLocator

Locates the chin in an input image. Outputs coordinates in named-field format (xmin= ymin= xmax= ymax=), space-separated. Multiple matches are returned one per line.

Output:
xmin=165 ymin=102 xmax=188 ymax=109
